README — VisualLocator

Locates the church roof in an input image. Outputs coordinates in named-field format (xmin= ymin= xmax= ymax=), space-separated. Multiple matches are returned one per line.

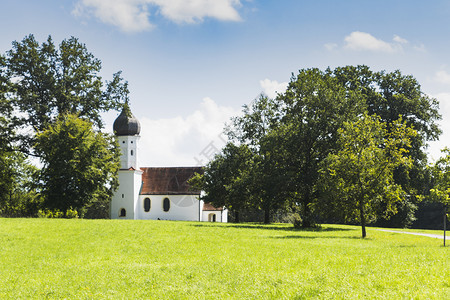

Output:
xmin=113 ymin=104 xmax=141 ymax=136
xmin=203 ymin=202 xmax=224 ymax=211
xmin=140 ymin=167 xmax=203 ymax=195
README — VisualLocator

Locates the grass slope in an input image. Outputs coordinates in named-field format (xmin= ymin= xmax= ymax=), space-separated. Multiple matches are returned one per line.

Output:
xmin=0 ymin=219 xmax=448 ymax=299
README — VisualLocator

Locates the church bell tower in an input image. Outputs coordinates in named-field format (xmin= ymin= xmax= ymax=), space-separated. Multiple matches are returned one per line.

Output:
xmin=113 ymin=103 xmax=141 ymax=170
xmin=111 ymin=103 xmax=143 ymax=219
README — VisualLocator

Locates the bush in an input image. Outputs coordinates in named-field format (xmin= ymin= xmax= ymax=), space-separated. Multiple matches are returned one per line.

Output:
xmin=38 ymin=208 xmax=78 ymax=219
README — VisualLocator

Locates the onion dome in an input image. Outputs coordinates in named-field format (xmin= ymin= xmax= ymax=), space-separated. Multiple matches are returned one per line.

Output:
xmin=113 ymin=103 xmax=141 ymax=136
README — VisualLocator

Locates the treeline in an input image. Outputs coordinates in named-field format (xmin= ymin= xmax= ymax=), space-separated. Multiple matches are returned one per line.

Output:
xmin=190 ymin=66 xmax=450 ymax=237
xmin=0 ymin=35 xmax=127 ymax=218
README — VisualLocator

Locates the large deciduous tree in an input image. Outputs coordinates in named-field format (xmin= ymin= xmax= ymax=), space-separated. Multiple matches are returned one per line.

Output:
xmin=4 ymin=34 xmax=128 ymax=153
xmin=192 ymin=66 xmax=440 ymax=227
xmin=319 ymin=115 xmax=416 ymax=238
xmin=273 ymin=68 xmax=366 ymax=226
xmin=332 ymin=66 xmax=441 ymax=226
xmin=35 ymin=114 xmax=120 ymax=216
xmin=0 ymin=34 xmax=127 ymax=217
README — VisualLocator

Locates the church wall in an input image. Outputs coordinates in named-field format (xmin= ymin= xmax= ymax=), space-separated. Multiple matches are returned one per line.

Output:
xmin=111 ymin=170 xmax=142 ymax=219
xmin=202 ymin=209 xmax=227 ymax=223
xmin=136 ymin=195 xmax=202 ymax=221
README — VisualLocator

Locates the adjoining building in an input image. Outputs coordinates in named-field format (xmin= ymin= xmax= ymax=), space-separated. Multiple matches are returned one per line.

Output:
xmin=110 ymin=104 xmax=227 ymax=222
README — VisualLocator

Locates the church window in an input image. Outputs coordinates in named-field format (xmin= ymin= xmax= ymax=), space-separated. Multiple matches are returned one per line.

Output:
xmin=119 ymin=208 xmax=126 ymax=217
xmin=122 ymin=194 xmax=124 ymax=198
xmin=131 ymin=141 xmax=133 ymax=144
xmin=163 ymin=198 xmax=170 ymax=212
xmin=131 ymin=150 xmax=134 ymax=156
xmin=144 ymin=198 xmax=151 ymax=212
xmin=122 ymin=141 xmax=125 ymax=144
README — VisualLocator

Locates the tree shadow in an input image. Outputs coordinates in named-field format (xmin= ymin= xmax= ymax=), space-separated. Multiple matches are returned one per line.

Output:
xmin=270 ymin=235 xmax=366 ymax=240
xmin=190 ymin=223 xmax=356 ymax=233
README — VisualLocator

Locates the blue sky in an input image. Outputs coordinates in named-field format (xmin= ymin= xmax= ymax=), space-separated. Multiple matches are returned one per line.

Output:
xmin=1 ymin=0 xmax=450 ymax=166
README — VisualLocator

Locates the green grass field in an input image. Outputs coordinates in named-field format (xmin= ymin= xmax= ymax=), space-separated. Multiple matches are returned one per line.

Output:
xmin=0 ymin=219 xmax=448 ymax=299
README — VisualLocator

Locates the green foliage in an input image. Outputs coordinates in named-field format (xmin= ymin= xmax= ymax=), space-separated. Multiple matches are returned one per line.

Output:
xmin=218 ymin=66 xmax=439 ymax=227
xmin=272 ymin=68 xmax=366 ymax=226
xmin=0 ymin=35 xmax=127 ymax=217
xmin=429 ymin=148 xmax=450 ymax=224
xmin=319 ymin=114 xmax=416 ymax=237
xmin=430 ymin=148 xmax=450 ymax=207
xmin=35 ymin=114 xmax=120 ymax=215
xmin=190 ymin=143 xmax=254 ymax=222
xmin=3 ymin=34 xmax=128 ymax=153
xmin=332 ymin=66 xmax=440 ymax=216
xmin=38 ymin=207 xmax=79 ymax=219
xmin=0 ymin=151 xmax=40 ymax=217
xmin=0 ymin=219 xmax=448 ymax=299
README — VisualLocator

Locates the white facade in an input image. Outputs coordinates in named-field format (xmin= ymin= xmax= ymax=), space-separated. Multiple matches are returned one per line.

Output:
xmin=136 ymin=195 xmax=204 ymax=221
xmin=110 ymin=169 xmax=143 ymax=220
xmin=202 ymin=209 xmax=228 ymax=223
xmin=117 ymin=135 xmax=139 ymax=170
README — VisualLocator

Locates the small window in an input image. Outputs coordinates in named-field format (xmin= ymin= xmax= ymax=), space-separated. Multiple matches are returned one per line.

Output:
xmin=163 ymin=198 xmax=170 ymax=212
xmin=122 ymin=194 xmax=124 ymax=198
xmin=131 ymin=141 xmax=133 ymax=144
xmin=119 ymin=208 xmax=126 ymax=217
xmin=131 ymin=150 xmax=134 ymax=156
xmin=122 ymin=141 xmax=125 ymax=144
xmin=144 ymin=198 xmax=151 ymax=212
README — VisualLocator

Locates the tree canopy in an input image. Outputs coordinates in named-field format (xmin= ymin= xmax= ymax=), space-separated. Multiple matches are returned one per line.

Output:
xmin=3 ymin=34 xmax=128 ymax=153
xmin=0 ymin=34 xmax=126 ymax=218
xmin=430 ymin=148 xmax=450 ymax=210
xmin=35 ymin=114 xmax=120 ymax=215
xmin=318 ymin=115 xmax=416 ymax=237
xmin=197 ymin=65 xmax=441 ymax=227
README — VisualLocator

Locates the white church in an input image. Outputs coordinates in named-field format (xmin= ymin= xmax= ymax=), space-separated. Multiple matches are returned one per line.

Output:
xmin=110 ymin=104 xmax=227 ymax=222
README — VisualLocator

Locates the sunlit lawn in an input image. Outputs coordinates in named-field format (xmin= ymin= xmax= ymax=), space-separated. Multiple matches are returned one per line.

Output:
xmin=0 ymin=218 xmax=448 ymax=299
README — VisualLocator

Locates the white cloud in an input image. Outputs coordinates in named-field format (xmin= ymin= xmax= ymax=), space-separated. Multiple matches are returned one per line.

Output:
xmin=324 ymin=43 xmax=338 ymax=51
xmin=137 ymin=97 xmax=240 ymax=167
xmin=413 ymin=43 xmax=426 ymax=52
xmin=155 ymin=0 xmax=242 ymax=24
xmin=260 ymin=79 xmax=288 ymax=99
xmin=73 ymin=0 xmax=242 ymax=32
xmin=73 ymin=0 xmax=153 ymax=32
xmin=427 ymin=92 xmax=450 ymax=161
xmin=344 ymin=31 xmax=401 ymax=53
xmin=434 ymin=70 xmax=450 ymax=84
xmin=393 ymin=34 xmax=408 ymax=44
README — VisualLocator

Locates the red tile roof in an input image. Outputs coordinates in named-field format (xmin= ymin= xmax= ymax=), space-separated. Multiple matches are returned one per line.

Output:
xmin=202 ymin=202 xmax=223 ymax=211
xmin=140 ymin=167 xmax=203 ymax=195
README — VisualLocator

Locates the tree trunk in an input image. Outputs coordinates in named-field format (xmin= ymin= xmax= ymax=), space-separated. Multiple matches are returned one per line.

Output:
xmin=302 ymin=195 xmax=313 ymax=228
xmin=359 ymin=201 xmax=366 ymax=238
xmin=234 ymin=211 xmax=240 ymax=223
xmin=264 ymin=209 xmax=270 ymax=224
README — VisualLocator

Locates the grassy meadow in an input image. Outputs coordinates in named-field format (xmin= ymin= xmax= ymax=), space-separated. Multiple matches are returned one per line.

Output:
xmin=0 ymin=219 xmax=448 ymax=299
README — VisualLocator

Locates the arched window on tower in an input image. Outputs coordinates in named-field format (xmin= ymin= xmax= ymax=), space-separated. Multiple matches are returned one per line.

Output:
xmin=131 ymin=150 xmax=134 ymax=156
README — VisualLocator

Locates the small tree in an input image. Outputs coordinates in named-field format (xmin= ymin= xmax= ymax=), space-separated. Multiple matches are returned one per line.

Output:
xmin=319 ymin=114 xmax=416 ymax=238
xmin=35 ymin=114 xmax=120 ymax=216
xmin=429 ymin=148 xmax=450 ymax=245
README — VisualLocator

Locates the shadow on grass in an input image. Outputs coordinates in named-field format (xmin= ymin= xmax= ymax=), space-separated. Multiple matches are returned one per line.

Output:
xmin=271 ymin=235 xmax=366 ymax=240
xmin=190 ymin=223 xmax=356 ymax=233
